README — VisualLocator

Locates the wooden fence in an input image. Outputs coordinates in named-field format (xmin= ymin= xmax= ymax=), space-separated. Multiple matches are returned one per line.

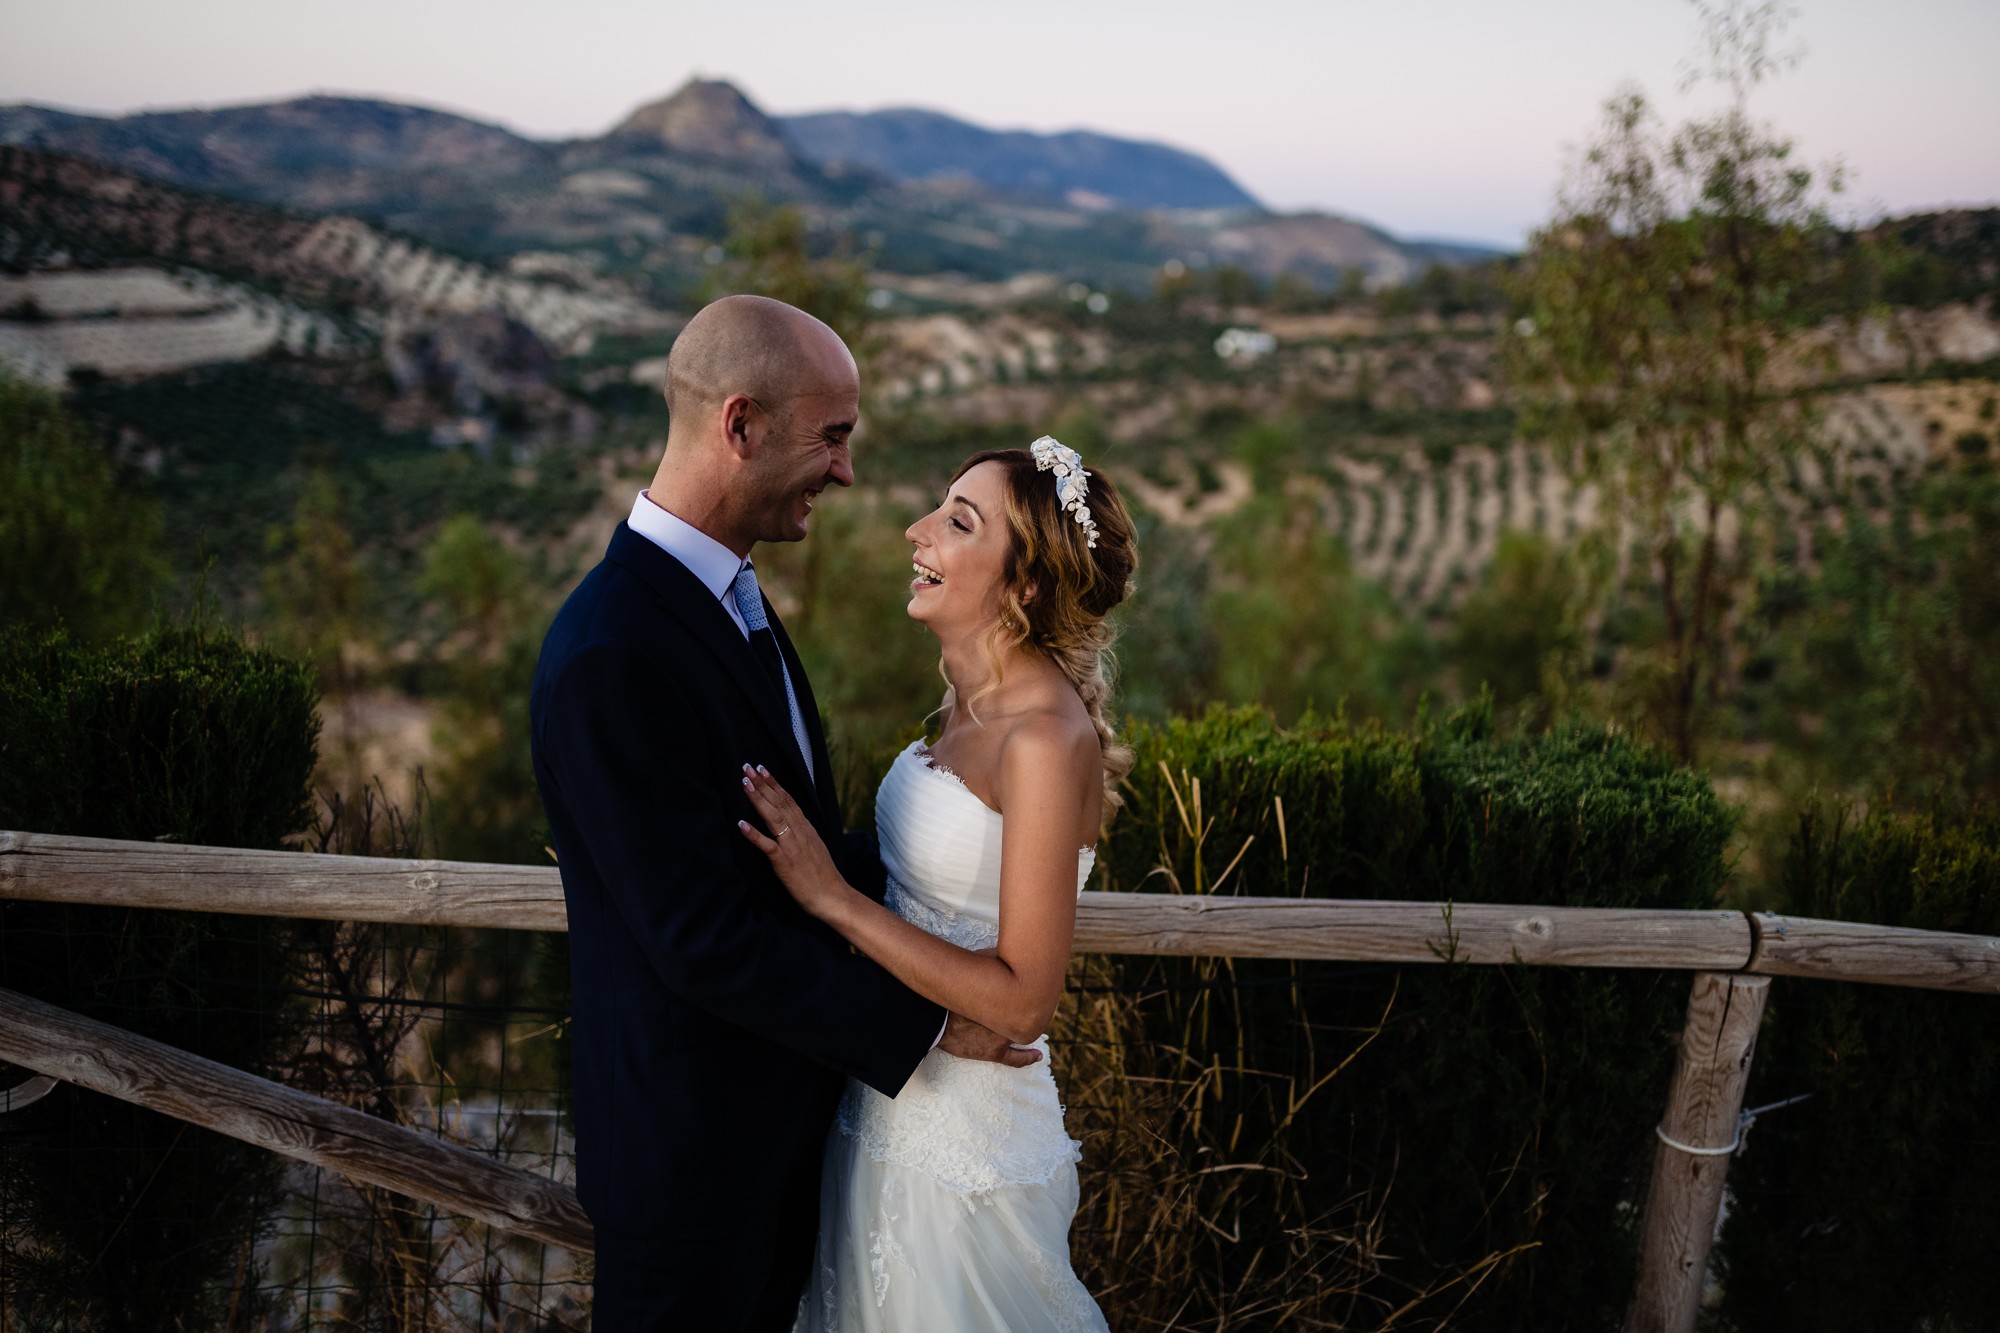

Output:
xmin=2 ymin=828 xmax=1996 ymax=1332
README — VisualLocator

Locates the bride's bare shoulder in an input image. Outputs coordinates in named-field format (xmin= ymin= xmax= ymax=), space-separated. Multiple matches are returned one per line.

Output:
xmin=996 ymin=701 xmax=1097 ymax=785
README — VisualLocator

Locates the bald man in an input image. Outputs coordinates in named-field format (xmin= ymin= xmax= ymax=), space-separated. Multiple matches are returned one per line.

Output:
xmin=530 ymin=296 xmax=1028 ymax=1330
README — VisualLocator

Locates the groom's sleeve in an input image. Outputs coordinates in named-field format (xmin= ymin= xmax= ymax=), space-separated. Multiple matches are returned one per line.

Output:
xmin=833 ymin=831 xmax=889 ymax=905
xmin=546 ymin=644 xmax=943 ymax=1097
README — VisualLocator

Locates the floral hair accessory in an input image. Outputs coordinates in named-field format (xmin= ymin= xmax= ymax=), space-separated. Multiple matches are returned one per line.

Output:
xmin=1028 ymin=435 xmax=1099 ymax=549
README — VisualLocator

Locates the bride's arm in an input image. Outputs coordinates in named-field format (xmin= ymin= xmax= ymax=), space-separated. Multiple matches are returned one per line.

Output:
xmin=738 ymin=718 xmax=1098 ymax=1045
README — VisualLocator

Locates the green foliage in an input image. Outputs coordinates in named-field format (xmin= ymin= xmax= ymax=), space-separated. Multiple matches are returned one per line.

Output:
xmin=1718 ymin=807 xmax=2000 ymax=1331
xmin=1861 ymin=208 xmax=2000 ymax=312
xmin=1109 ymin=516 xmax=1218 ymax=721
xmin=67 ymin=360 xmax=600 ymax=626
xmin=0 ymin=623 xmax=319 ymax=1331
xmin=1507 ymin=3 xmax=1848 ymax=761
xmin=1089 ymin=706 xmax=1733 ymax=1328
xmin=0 ymin=625 xmax=319 ymax=846
xmin=0 ymin=375 xmax=166 ymax=641
xmin=1202 ymin=487 xmax=1436 ymax=724
xmin=1758 ymin=463 xmax=2000 ymax=809
xmin=1452 ymin=529 xmax=1590 ymax=728
xmin=709 ymin=198 xmax=874 ymax=352
xmin=418 ymin=515 xmax=546 ymax=863
xmin=262 ymin=468 xmax=367 ymax=695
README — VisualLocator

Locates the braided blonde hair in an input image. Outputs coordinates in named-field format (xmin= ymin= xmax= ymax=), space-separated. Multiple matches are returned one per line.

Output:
xmin=949 ymin=447 xmax=1139 ymax=824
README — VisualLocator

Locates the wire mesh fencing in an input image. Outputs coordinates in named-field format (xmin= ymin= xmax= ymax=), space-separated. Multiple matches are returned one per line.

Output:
xmin=0 ymin=887 xmax=1433 ymax=1333
xmin=0 ymin=777 xmax=1539 ymax=1332
xmin=0 ymin=902 xmax=588 ymax=1333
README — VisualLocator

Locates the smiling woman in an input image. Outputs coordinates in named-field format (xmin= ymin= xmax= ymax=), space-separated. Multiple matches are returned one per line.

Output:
xmin=735 ymin=433 xmax=1138 ymax=1330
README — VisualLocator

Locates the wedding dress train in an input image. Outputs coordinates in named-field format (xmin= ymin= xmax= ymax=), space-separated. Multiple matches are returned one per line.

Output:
xmin=793 ymin=741 xmax=1107 ymax=1332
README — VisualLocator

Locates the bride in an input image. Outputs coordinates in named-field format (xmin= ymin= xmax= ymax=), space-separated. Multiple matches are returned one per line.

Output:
xmin=735 ymin=436 xmax=1136 ymax=1332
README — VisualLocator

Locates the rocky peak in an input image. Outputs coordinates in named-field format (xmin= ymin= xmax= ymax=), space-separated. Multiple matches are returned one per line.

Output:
xmin=609 ymin=79 xmax=799 ymax=170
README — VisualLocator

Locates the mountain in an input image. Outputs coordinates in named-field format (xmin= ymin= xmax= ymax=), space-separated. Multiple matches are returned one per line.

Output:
xmin=0 ymin=85 xmax=1259 ymax=215
xmin=0 ymin=96 xmax=550 ymax=210
xmin=779 ymin=108 xmax=1258 ymax=211
xmin=610 ymin=80 xmax=805 ymax=174
xmin=0 ymin=80 xmax=1485 ymax=293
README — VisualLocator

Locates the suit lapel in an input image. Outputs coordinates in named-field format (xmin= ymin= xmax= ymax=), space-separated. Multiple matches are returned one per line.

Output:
xmin=604 ymin=524 xmax=822 ymax=810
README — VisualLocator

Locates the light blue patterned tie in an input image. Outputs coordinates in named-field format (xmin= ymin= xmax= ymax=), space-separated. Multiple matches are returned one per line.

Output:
xmin=731 ymin=563 xmax=815 ymax=785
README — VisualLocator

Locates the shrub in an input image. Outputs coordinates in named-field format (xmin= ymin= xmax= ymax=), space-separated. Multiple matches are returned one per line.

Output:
xmin=0 ymin=624 xmax=319 ymax=1331
xmin=1073 ymin=705 xmax=1733 ymax=1329
xmin=1716 ymin=807 xmax=2000 ymax=1332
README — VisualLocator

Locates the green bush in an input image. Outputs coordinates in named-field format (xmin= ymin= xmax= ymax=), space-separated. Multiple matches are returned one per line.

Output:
xmin=1717 ymin=807 xmax=2000 ymax=1332
xmin=1084 ymin=705 xmax=1733 ymax=1329
xmin=0 ymin=624 xmax=319 ymax=1331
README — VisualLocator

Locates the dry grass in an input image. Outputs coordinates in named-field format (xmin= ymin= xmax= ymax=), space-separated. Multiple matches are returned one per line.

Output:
xmin=1053 ymin=958 xmax=1504 ymax=1330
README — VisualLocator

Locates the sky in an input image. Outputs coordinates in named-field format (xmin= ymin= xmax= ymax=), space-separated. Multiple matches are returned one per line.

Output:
xmin=6 ymin=0 xmax=1996 ymax=248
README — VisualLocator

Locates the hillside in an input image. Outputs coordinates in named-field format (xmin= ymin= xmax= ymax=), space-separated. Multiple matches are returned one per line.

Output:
xmin=781 ymin=107 xmax=1257 ymax=210
xmin=0 ymin=81 xmax=1471 ymax=292
xmin=0 ymin=146 xmax=671 ymax=382
xmin=0 ymin=95 xmax=547 ymax=180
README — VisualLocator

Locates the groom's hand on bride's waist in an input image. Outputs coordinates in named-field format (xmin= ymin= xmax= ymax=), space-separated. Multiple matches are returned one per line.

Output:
xmin=939 ymin=1011 xmax=1043 ymax=1067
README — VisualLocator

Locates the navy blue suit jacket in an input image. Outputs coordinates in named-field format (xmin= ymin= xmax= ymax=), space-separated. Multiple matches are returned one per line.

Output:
xmin=530 ymin=523 xmax=943 ymax=1330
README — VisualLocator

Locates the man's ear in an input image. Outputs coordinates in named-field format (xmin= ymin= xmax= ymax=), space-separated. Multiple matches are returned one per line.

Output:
xmin=720 ymin=393 xmax=763 ymax=458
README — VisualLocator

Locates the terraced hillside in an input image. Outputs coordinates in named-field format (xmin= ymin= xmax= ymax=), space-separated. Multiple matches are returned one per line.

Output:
xmin=0 ymin=146 xmax=672 ymax=381
xmin=866 ymin=288 xmax=1991 ymax=566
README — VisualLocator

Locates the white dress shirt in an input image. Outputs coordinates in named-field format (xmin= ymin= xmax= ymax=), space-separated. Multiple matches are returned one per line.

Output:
xmin=627 ymin=491 xmax=751 ymax=638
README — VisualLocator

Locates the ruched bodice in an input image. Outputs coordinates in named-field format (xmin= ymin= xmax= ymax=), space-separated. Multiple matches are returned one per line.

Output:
xmin=874 ymin=741 xmax=1096 ymax=952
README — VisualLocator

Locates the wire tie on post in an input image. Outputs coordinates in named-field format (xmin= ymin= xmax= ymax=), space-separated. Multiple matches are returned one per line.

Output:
xmin=1655 ymin=1091 xmax=1812 ymax=1158
xmin=1655 ymin=1124 xmax=1741 ymax=1157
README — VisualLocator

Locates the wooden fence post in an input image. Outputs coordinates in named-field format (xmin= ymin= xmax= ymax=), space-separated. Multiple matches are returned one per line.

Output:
xmin=1624 ymin=971 xmax=1771 ymax=1333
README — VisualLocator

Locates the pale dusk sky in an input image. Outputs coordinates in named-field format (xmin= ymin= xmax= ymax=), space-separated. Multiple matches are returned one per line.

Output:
xmin=5 ymin=0 xmax=1996 ymax=248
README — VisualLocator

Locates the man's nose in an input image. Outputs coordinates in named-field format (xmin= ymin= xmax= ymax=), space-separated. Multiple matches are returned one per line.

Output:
xmin=827 ymin=449 xmax=855 ymax=488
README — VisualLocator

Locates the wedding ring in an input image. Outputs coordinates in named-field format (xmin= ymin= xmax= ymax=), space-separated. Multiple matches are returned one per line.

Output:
xmin=777 ymin=826 xmax=791 ymax=839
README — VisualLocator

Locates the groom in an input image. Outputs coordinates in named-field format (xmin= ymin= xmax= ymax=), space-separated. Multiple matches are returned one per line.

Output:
xmin=530 ymin=295 xmax=1036 ymax=1330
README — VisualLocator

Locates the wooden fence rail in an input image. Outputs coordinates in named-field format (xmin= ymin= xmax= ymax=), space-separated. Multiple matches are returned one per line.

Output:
xmin=4 ymin=830 xmax=1996 ymax=992
xmin=0 ymin=982 xmax=594 ymax=1253
xmin=4 ymin=827 xmax=1998 ymax=1332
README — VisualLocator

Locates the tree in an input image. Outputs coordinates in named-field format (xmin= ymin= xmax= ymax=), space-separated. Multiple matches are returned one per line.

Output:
xmin=0 ymin=375 xmax=165 ymax=639
xmin=419 ymin=514 xmax=544 ymax=862
xmin=1203 ymin=485 xmax=1432 ymax=724
xmin=1764 ymin=462 xmax=2000 ymax=809
xmin=709 ymin=198 xmax=874 ymax=351
xmin=262 ymin=469 xmax=367 ymax=697
xmin=1507 ymin=1 xmax=1846 ymax=761
xmin=1452 ymin=530 xmax=1589 ymax=730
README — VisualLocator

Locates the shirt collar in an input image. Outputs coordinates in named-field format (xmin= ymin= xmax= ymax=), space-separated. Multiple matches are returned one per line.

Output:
xmin=627 ymin=491 xmax=746 ymax=605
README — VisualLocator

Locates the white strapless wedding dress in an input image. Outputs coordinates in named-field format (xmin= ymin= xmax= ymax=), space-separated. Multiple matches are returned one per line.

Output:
xmin=793 ymin=741 xmax=1108 ymax=1332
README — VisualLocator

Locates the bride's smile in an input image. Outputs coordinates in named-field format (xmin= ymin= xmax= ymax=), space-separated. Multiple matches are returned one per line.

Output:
xmin=904 ymin=460 xmax=1015 ymax=634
